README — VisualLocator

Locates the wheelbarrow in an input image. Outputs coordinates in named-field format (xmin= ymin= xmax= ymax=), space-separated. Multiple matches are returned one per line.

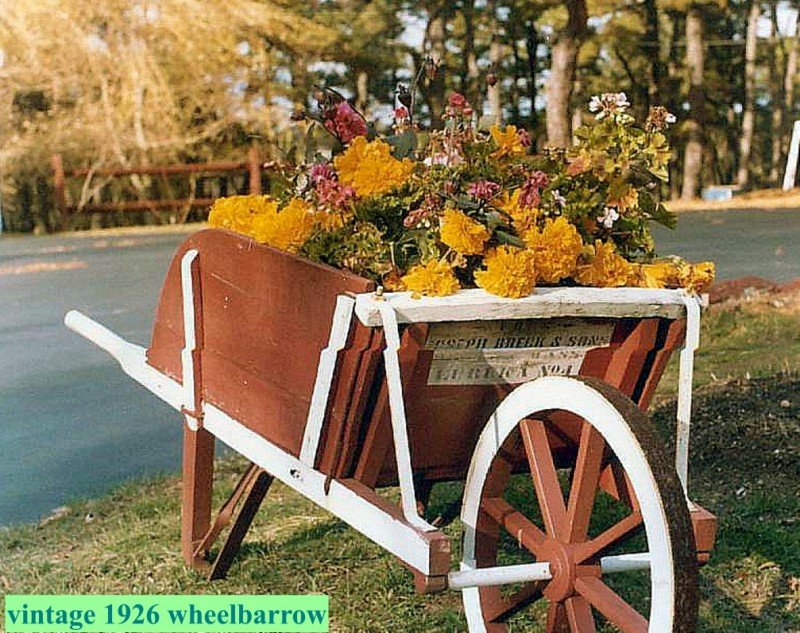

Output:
xmin=66 ymin=228 xmax=717 ymax=632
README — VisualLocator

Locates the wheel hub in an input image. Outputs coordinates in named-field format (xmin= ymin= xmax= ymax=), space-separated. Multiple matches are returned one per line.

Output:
xmin=539 ymin=538 xmax=600 ymax=602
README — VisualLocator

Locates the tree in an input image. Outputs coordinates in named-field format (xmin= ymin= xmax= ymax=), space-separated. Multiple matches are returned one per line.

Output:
xmin=546 ymin=0 xmax=589 ymax=146
xmin=736 ymin=0 xmax=760 ymax=188
xmin=682 ymin=3 xmax=706 ymax=199
xmin=0 ymin=0 xmax=332 ymax=228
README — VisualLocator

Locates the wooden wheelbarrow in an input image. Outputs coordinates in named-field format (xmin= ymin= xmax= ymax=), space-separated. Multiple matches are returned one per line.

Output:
xmin=66 ymin=228 xmax=717 ymax=632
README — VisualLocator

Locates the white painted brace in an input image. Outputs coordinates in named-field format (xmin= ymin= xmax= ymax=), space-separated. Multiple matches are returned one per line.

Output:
xmin=374 ymin=300 xmax=437 ymax=532
xmin=676 ymin=293 xmax=702 ymax=497
xmin=180 ymin=249 xmax=201 ymax=431
xmin=299 ymin=295 xmax=356 ymax=466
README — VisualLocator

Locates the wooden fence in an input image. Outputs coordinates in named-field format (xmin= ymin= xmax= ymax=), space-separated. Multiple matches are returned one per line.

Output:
xmin=51 ymin=147 xmax=263 ymax=226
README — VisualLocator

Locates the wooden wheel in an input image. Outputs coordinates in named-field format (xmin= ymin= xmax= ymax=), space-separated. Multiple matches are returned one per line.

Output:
xmin=460 ymin=376 xmax=697 ymax=632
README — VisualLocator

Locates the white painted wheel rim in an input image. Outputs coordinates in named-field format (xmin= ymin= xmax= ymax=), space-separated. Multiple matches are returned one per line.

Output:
xmin=460 ymin=376 xmax=677 ymax=632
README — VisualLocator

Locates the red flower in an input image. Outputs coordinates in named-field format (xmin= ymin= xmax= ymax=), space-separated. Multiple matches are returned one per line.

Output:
xmin=467 ymin=180 xmax=501 ymax=201
xmin=448 ymin=92 xmax=468 ymax=109
xmin=323 ymin=101 xmax=367 ymax=144
xmin=519 ymin=171 xmax=549 ymax=209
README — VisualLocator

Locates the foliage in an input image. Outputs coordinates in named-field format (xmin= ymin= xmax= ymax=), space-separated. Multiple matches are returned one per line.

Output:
xmin=209 ymin=90 xmax=714 ymax=298
xmin=1 ymin=0 xmax=795 ymax=232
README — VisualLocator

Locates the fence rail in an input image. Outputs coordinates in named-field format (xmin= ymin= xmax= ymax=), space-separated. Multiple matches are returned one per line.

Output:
xmin=52 ymin=147 xmax=262 ymax=225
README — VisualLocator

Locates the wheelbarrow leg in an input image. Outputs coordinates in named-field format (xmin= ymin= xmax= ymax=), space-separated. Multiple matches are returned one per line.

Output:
xmin=208 ymin=468 xmax=274 ymax=580
xmin=181 ymin=425 xmax=215 ymax=568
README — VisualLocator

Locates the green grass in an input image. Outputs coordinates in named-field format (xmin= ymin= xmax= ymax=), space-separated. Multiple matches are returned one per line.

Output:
xmin=1 ymin=301 xmax=799 ymax=631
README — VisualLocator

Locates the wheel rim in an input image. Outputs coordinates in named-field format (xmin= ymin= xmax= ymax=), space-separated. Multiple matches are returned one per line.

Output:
xmin=461 ymin=376 xmax=697 ymax=632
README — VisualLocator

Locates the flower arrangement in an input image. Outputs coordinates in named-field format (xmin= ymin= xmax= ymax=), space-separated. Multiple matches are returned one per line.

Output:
xmin=208 ymin=90 xmax=714 ymax=298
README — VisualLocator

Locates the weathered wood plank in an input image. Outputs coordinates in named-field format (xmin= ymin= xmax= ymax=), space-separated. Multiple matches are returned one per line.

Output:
xmin=428 ymin=348 xmax=590 ymax=386
xmin=424 ymin=318 xmax=614 ymax=351
xmin=355 ymin=287 xmax=689 ymax=326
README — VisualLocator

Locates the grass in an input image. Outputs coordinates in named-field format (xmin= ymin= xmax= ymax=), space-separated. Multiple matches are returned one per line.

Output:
xmin=1 ymin=299 xmax=799 ymax=632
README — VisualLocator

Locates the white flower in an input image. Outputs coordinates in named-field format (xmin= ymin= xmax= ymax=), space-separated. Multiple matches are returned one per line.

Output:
xmin=665 ymin=112 xmax=677 ymax=124
xmin=589 ymin=92 xmax=631 ymax=120
xmin=597 ymin=206 xmax=620 ymax=229
xmin=552 ymin=189 xmax=567 ymax=209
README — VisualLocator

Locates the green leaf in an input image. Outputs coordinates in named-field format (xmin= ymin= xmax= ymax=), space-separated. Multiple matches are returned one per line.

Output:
xmin=385 ymin=130 xmax=418 ymax=159
xmin=650 ymin=202 xmax=677 ymax=230
xmin=494 ymin=230 xmax=526 ymax=248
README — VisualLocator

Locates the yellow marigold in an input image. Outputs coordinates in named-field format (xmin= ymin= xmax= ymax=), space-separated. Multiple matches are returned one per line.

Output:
xmin=575 ymin=241 xmax=633 ymax=288
xmin=251 ymin=197 xmax=316 ymax=253
xmin=490 ymin=124 xmax=527 ymax=159
xmin=678 ymin=261 xmax=715 ymax=294
xmin=630 ymin=260 xmax=681 ymax=289
xmin=474 ymin=246 xmax=536 ymax=298
xmin=208 ymin=195 xmax=277 ymax=237
xmin=401 ymin=260 xmax=461 ymax=297
xmin=439 ymin=209 xmax=491 ymax=255
xmin=334 ymin=137 xmax=414 ymax=197
xmin=523 ymin=216 xmax=583 ymax=283
xmin=499 ymin=189 xmax=538 ymax=234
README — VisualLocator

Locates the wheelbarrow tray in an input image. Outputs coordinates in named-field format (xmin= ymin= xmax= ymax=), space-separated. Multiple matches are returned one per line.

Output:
xmin=146 ymin=229 xmax=690 ymax=488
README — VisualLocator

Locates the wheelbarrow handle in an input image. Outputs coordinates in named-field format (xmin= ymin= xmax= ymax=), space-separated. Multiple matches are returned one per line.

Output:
xmin=64 ymin=310 xmax=132 ymax=360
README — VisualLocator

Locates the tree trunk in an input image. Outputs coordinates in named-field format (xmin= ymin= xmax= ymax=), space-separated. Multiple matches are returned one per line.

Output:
xmin=667 ymin=9 xmax=683 ymax=198
xmin=525 ymin=20 xmax=539 ymax=130
xmin=643 ymin=0 xmax=663 ymax=108
xmin=462 ymin=0 xmax=482 ymax=113
xmin=488 ymin=39 xmax=503 ymax=124
xmin=356 ymin=69 xmax=369 ymax=115
xmin=784 ymin=9 xmax=799 ymax=142
xmin=771 ymin=3 xmax=800 ymax=183
xmin=737 ymin=0 xmax=760 ymax=188
xmin=510 ymin=21 xmax=522 ymax=125
xmin=571 ymin=75 xmax=583 ymax=137
xmin=486 ymin=0 xmax=503 ymax=124
xmin=546 ymin=0 xmax=588 ymax=147
xmin=769 ymin=2 xmax=785 ymax=184
xmin=682 ymin=4 xmax=706 ymax=200
xmin=424 ymin=5 xmax=448 ymax=129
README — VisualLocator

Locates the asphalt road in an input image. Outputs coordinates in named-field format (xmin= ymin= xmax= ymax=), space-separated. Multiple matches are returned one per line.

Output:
xmin=1 ymin=209 xmax=798 ymax=525
xmin=0 ymin=228 xmax=191 ymax=525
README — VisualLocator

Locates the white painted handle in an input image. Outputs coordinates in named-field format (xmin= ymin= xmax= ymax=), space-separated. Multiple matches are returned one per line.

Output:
xmin=64 ymin=310 xmax=128 ymax=359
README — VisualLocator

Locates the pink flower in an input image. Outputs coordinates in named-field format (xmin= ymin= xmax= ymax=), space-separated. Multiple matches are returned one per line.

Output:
xmin=448 ymin=92 xmax=468 ymax=109
xmin=467 ymin=180 xmax=501 ymax=201
xmin=517 ymin=128 xmax=532 ymax=148
xmin=310 ymin=163 xmax=336 ymax=184
xmin=323 ymin=101 xmax=367 ymax=144
xmin=519 ymin=171 xmax=549 ymax=209
xmin=403 ymin=195 xmax=439 ymax=229
xmin=316 ymin=178 xmax=355 ymax=210
xmin=394 ymin=106 xmax=409 ymax=121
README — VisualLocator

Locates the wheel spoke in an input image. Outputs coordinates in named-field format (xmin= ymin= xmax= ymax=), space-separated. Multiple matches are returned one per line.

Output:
xmin=601 ymin=460 xmax=641 ymax=513
xmin=564 ymin=422 xmax=606 ymax=543
xmin=482 ymin=496 xmax=548 ymax=556
xmin=485 ymin=581 xmax=545 ymax=623
xmin=574 ymin=511 xmax=643 ymax=563
xmin=565 ymin=596 xmax=596 ymax=632
xmin=575 ymin=576 xmax=648 ymax=633
xmin=519 ymin=418 xmax=566 ymax=537
xmin=546 ymin=601 xmax=570 ymax=633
